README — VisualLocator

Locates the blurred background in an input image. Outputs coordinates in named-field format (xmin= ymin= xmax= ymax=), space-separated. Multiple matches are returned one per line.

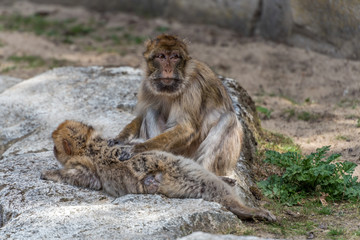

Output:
xmin=1 ymin=0 xmax=359 ymax=78
xmin=0 ymin=0 xmax=359 ymax=163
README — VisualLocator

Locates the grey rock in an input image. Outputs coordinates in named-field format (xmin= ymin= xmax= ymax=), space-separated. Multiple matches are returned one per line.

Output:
xmin=257 ymin=0 xmax=293 ymax=41
xmin=0 ymin=66 xmax=260 ymax=239
xmin=179 ymin=231 xmax=279 ymax=240
xmin=0 ymin=75 xmax=23 ymax=94
xmin=288 ymin=0 xmax=360 ymax=60
xmin=0 ymin=67 xmax=139 ymax=158
xmin=164 ymin=0 xmax=260 ymax=36
xmin=28 ymin=0 xmax=259 ymax=36
xmin=1 ymin=195 xmax=241 ymax=240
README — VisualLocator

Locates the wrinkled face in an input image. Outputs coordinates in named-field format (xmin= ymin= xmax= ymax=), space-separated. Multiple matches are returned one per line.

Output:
xmin=143 ymin=35 xmax=190 ymax=96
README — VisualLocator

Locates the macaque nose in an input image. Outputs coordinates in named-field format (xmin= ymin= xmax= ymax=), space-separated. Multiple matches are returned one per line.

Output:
xmin=163 ymin=68 xmax=173 ymax=78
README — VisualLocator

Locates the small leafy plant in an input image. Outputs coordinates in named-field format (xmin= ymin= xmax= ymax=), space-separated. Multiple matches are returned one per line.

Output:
xmin=297 ymin=111 xmax=319 ymax=122
xmin=256 ymin=106 xmax=272 ymax=119
xmin=327 ymin=228 xmax=345 ymax=237
xmin=258 ymin=146 xmax=360 ymax=205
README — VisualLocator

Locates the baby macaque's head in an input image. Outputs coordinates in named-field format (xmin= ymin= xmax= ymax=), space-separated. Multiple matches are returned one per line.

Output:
xmin=52 ymin=120 xmax=94 ymax=165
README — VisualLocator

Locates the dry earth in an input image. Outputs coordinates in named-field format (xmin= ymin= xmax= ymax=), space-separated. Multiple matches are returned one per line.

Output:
xmin=0 ymin=1 xmax=360 ymax=239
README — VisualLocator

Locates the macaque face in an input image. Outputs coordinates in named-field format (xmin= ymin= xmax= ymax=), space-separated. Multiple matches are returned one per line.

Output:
xmin=143 ymin=35 xmax=190 ymax=96
xmin=150 ymin=49 xmax=185 ymax=93
xmin=51 ymin=120 xmax=93 ymax=164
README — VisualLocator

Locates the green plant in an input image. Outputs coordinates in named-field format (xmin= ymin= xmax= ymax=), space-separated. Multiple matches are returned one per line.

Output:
xmin=280 ymin=95 xmax=298 ymax=105
xmin=357 ymin=118 xmax=360 ymax=128
xmin=283 ymin=108 xmax=295 ymax=121
xmin=317 ymin=206 xmax=333 ymax=215
xmin=1 ymin=66 xmax=16 ymax=73
xmin=242 ymin=229 xmax=254 ymax=236
xmin=297 ymin=111 xmax=320 ymax=121
xmin=336 ymin=135 xmax=350 ymax=141
xmin=328 ymin=228 xmax=344 ymax=237
xmin=297 ymin=111 xmax=310 ymax=121
xmin=256 ymin=106 xmax=272 ymax=119
xmin=65 ymin=24 xmax=93 ymax=36
xmin=8 ymin=55 xmax=45 ymax=68
xmin=0 ymin=14 xmax=93 ymax=42
xmin=122 ymin=33 xmax=146 ymax=44
xmin=110 ymin=34 xmax=122 ymax=45
xmin=337 ymin=98 xmax=359 ymax=109
xmin=304 ymin=97 xmax=312 ymax=104
xmin=155 ymin=26 xmax=170 ymax=33
xmin=258 ymin=146 xmax=360 ymax=205
xmin=291 ymin=221 xmax=315 ymax=235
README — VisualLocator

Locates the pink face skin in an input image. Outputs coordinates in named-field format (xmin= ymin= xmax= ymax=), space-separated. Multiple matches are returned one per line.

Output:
xmin=153 ymin=50 xmax=182 ymax=81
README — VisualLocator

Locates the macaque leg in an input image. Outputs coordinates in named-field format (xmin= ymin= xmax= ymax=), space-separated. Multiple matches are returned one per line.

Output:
xmin=146 ymin=154 xmax=276 ymax=222
xmin=221 ymin=195 xmax=276 ymax=222
xmin=195 ymin=112 xmax=243 ymax=176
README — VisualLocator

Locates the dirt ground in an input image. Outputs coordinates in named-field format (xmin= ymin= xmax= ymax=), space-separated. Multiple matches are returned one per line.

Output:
xmin=0 ymin=1 xmax=360 ymax=239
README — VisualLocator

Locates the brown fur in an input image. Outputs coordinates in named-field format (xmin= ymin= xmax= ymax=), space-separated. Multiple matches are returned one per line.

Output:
xmin=113 ymin=34 xmax=243 ymax=176
xmin=42 ymin=120 xmax=275 ymax=222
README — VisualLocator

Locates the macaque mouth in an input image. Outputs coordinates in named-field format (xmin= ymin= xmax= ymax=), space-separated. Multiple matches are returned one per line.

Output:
xmin=153 ymin=78 xmax=182 ymax=93
xmin=158 ymin=78 xmax=177 ymax=86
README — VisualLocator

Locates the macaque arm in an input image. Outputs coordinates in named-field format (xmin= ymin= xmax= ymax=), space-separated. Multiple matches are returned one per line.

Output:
xmin=132 ymin=124 xmax=195 ymax=153
xmin=41 ymin=157 xmax=101 ymax=190
xmin=114 ymin=116 xmax=143 ymax=143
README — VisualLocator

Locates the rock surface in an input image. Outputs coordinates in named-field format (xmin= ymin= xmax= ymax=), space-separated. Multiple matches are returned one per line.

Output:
xmin=0 ymin=75 xmax=23 ymax=94
xmin=289 ymin=0 xmax=360 ymax=60
xmin=0 ymin=67 xmax=262 ymax=239
xmin=0 ymin=195 xmax=241 ymax=240
xmin=27 ymin=0 xmax=260 ymax=36
xmin=179 ymin=232 xmax=278 ymax=240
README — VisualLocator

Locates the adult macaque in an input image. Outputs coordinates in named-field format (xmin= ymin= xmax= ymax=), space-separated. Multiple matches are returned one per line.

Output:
xmin=111 ymin=34 xmax=243 ymax=177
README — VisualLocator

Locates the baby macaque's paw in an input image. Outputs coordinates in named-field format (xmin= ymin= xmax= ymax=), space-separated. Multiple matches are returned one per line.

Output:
xmin=107 ymin=139 xmax=123 ymax=147
xmin=40 ymin=170 xmax=61 ymax=182
xmin=220 ymin=176 xmax=237 ymax=186
xmin=117 ymin=148 xmax=134 ymax=161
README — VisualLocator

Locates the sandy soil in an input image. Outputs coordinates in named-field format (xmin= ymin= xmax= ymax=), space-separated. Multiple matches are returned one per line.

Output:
xmin=1 ymin=1 xmax=360 ymax=239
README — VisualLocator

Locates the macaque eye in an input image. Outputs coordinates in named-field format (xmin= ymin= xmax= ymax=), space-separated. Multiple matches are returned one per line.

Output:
xmin=171 ymin=54 xmax=180 ymax=59
xmin=156 ymin=53 xmax=166 ymax=59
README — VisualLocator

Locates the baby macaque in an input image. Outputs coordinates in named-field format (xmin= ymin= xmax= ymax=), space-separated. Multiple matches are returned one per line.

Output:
xmin=41 ymin=120 xmax=275 ymax=222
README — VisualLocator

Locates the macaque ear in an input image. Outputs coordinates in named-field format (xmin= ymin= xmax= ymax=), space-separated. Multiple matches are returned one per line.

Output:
xmin=143 ymin=39 xmax=153 ymax=58
xmin=144 ymin=39 xmax=152 ymax=48
xmin=62 ymin=139 xmax=72 ymax=155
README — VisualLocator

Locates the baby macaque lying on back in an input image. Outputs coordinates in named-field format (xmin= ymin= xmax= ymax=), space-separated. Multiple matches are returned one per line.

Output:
xmin=41 ymin=120 xmax=275 ymax=222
